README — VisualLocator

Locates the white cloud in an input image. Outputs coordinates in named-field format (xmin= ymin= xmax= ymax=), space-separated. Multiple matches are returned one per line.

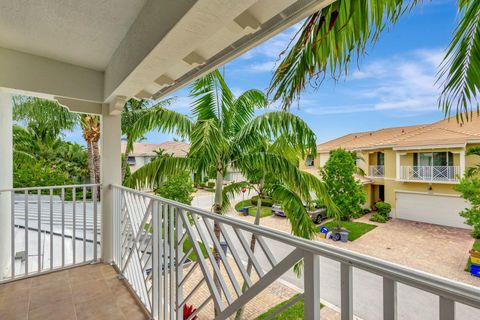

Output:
xmin=303 ymin=48 xmax=444 ymax=116
xmin=247 ymin=61 xmax=277 ymax=73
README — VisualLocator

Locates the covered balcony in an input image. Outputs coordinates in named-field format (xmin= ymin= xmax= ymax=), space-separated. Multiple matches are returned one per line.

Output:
xmin=0 ymin=1 xmax=479 ymax=320
xmin=396 ymin=151 xmax=465 ymax=183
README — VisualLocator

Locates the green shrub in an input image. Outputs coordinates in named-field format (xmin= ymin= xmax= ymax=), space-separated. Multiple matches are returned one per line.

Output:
xmin=251 ymin=195 xmax=273 ymax=207
xmin=199 ymin=182 xmax=206 ymax=188
xmin=370 ymin=213 xmax=387 ymax=223
xmin=207 ymin=181 xmax=215 ymax=188
xmin=455 ymin=177 xmax=480 ymax=238
xmin=375 ymin=202 xmax=391 ymax=218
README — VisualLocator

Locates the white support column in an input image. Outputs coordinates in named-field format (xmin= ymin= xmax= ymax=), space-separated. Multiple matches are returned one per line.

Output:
xmin=395 ymin=152 xmax=401 ymax=180
xmin=101 ymin=100 xmax=123 ymax=263
xmin=0 ymin=89 xmax=13 ymax=278
xmin=459 ymin=150 xmax=465 ymax=177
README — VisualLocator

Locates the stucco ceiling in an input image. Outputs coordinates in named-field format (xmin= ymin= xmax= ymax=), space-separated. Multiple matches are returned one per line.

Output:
xmin=0 ymin=0 xmax=148 ymax=70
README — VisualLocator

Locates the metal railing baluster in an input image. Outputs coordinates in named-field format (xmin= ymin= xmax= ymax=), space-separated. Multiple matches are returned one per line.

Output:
xmin=340 ymin=262 xmax=353 ymax=320
xmin=383 ymin=277 xmax=396 ymax=320
xmin=24 ymin=190 xmax=28 ymax=276
xmin=37 ymin=189 xmax=41 ymax=272
xmin=61 ymin=188 xmax=65 ymax=267
xmin=10 ymin=191 xmax=15 ymax=278
xmin=83 ymin=186 xmax=86 ymax=262
xmin=93 ymin=186 xmax=97 ymax=262
xmin=72 ymin=187 xmax=76 ymax=265
xmin=49 ymin=188 xmax=53 ymax=270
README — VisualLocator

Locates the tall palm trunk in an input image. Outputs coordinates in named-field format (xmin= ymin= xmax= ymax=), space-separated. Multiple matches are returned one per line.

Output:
xmin=86 ymin=141 xmax=95 ymax=185
xmin=235 ymin=176 xmax=264 ymax=320
xmin=212 ymin=165 xmax=224 ymax=316
xmin=122 ymin=149 xmax=130 ymax=182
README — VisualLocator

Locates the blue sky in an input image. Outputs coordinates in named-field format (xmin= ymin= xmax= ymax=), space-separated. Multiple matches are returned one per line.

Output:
xmin=66 ymin=0 xmax=459 ymax=145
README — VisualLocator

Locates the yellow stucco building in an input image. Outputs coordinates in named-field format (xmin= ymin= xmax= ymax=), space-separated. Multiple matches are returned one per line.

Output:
xmin=305 ymin=116 xmax=480 ymax=229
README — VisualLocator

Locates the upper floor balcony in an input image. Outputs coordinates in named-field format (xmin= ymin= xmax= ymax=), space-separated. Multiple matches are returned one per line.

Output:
xmin=0 ymin=184 xmax=479 ymax=319
xmin=368 ymin=165 xmax=385 ymax=177
xmin=399 ymin=166 xmax=461 ymax=183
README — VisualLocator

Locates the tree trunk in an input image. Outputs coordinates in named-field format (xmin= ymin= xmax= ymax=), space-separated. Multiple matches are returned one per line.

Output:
xmin=121 ymin=147 xmax=129 ymax=183
xmin=86 ymin=141 xmax=95 ymax=185
xmin=212 ymin=166 xmax=224 ymax=316
xmin=235 ymin=177 xmax=264 ymax=320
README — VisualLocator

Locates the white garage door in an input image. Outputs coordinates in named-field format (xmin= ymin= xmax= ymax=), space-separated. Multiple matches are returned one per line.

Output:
xmin=395 ymin=192 xmax=470 ymax=229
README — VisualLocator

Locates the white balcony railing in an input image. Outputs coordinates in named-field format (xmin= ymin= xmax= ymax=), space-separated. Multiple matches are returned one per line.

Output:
xmin=111 ymin=185 xmax=480 ymax=319
xmin=369 ymin=165 xmax=385 ymax=177
xmin=400 ymin=166 xmax=460 ymax=182
xmin=0 ymin=184 xmax=101 ymax=281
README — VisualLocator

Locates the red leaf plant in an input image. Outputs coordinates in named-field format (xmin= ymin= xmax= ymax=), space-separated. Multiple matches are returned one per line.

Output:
xmin=183 ymin=304 xmax=198 ymax=320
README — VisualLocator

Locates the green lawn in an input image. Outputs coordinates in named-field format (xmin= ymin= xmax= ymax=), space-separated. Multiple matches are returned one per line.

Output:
xmin=465 ymin=239 xmax=480 ymax=272
xmin=235 ymin=199 xmax=272 ymax=218
xmin=235 ymin=199 xmax=251 ymax=211
xmin=255 ymin=295 xmax=322 ymax=320
xmin=320 ymin=220 xmax=377 ymax=241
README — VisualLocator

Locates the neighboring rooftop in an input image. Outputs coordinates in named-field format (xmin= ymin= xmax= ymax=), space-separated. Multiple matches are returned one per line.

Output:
xmin=121 ymin=141 xmax=190 ymax=157
xmin=317 ymin=115 xmax=480 ymax=152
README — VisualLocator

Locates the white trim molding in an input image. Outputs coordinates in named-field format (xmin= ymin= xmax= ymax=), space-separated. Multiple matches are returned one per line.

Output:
xmin=393 ymin=144 xmax=466 ymax=151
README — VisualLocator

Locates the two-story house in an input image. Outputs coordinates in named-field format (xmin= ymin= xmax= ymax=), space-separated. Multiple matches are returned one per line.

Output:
xmin=121 ymin=141 xmax=190 ymax=172
xmin=310 ymin=116 xmax=480 ymax=229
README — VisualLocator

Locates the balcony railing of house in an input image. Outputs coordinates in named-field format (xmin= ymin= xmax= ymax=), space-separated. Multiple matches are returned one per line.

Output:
xmin=110 ymin=185 xmax=480 ymax=319
xmin=0 ymin=184 xmax=101 ymax=281
xmin=400 ymin=166 xmax=460 ymax=182
xmin=1 ymin=183 xmax=479 ymax=318
xmin=369 ymin=165 xmax=385 ymax=177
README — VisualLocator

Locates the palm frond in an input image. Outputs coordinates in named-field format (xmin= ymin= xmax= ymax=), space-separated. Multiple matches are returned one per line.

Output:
xmin=189 ymin=119 xmax=227 ymax=172
xmin=13 ymin=96 xmax=79 ymax=139
xmin=190 ymin=70 xmax=234 ymax=123
xmin=128 ymin=102 xmax=192 ymax=144
xmin=269 ymin=184 xmax=316 ymax=239
xmin=268 ymin=0 xmax=421 ymax=109
xmin=229 ymin=89 xmax=268 ymax=134
xmin=127 ymin=156 xmax=192 ymax=189
xmin=236 ymin=111 xmax=317 ymax=158
xmin=221 ymin=181 xmax=247 ymax=212
xmin=438 ymin=0 xmax=480 ymax=121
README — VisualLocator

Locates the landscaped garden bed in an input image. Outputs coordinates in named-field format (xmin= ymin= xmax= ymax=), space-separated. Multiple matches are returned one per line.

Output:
xmin=320 ymin=220 xmax=377 ymax=241
xmin=235 ymin=198 xmax=273 ymax=217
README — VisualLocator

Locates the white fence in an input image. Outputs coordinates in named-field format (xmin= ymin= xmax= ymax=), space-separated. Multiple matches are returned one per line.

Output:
xmin=400 ymin=166 xmax=460 ymax=182
xmin=0 ymin=184 xmax=101 ymax=282
xmin=112 ymin=185 xmax=480 ymax=320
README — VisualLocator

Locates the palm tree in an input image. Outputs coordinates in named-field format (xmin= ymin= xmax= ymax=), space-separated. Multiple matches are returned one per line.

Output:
xmin=129 ymin=70 xmax=338 ymax=313
xmin=13 ymin=96 xmax=79 ymax=143
xmin=224 ymin=135 xmax=336 ymax=320
xmin=80 ymin=115 xmax=101 ymax=185
xmin=129 ymin=69 xmax=328 ymax=242
xmin=121 ymin=97 xmax=175 ymax=181
xmin=268 ymin=0 xmax=480 ymax=120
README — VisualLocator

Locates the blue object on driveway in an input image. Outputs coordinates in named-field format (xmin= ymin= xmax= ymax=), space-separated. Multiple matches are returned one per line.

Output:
xmin=320 ymin=226 xmax=329 ymax=234
xmin=471 ymin=264 xmax=480 ymax=277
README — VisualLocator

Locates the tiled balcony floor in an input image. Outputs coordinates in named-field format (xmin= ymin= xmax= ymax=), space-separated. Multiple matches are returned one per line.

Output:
xmin=0 ymin=263 xmax=148 ymax=320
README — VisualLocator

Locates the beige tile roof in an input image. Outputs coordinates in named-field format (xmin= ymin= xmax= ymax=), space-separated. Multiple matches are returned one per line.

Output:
xmin=121 ymin=141 xmax=190 ymax=157
xmin=318 ymin=115 xmax=480 ymax=152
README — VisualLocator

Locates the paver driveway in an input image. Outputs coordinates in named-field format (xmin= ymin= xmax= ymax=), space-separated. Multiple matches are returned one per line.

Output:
xmin=230 ymin=211 xmax=479 ymax=286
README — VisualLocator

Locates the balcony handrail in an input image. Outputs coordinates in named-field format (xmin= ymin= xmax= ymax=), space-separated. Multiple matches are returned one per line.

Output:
xmin=0 ymin=183 xmax=101 ymax=284
xmin=368 ymin=165 xmax=385 ymax=177
xmin=0 ymin=183 xmax=101 ymax=193
xmin=400 ymin=165 xmax=460 ymax=181
xmin=111 ymin=184 xmax=480 ymax=310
